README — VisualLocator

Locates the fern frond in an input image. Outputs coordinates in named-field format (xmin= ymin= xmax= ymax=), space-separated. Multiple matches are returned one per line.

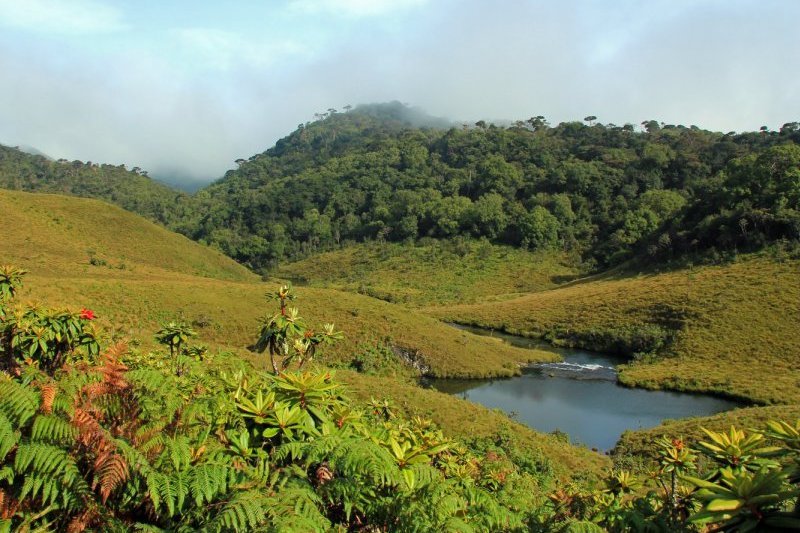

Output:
xmin=201 ymin=489 xmax=270 ymax=532
xmin=164 ymin=436 xmax=192 ymax=472
xmin=0 ymin=379 xmax=39 ymax=427
xmin=327 ymin=438 xmax=401 ymax=487
xmin=30 ymin=414 xmax=77 ymax=445
xmin=38 ymin=383 xmax=56 ymax=415
xmin=265 ymin=486 xmax=330 ymax=532
xmin=0 ymin=414 xmax=19 ymax=462
xmin=14 ymin=443 xmax=89 ymax=507
xmin=94 ymin=452 xmax=129 ymax=503
xmin=190 ymin=463 xmax=231 ymax=507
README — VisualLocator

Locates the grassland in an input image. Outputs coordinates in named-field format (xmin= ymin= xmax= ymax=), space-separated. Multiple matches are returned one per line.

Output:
xmin=1 ymin=189 xmax=254 ymax=281
xmin=429 ymin=253 xmax=800 ymax=405
xmin=276 ymin=240 xmax=580 ymax=306
xmin=1 ymin=189 xmax=610 ymax=481
xmin=2 ymin=190 xmax=554 ymax=378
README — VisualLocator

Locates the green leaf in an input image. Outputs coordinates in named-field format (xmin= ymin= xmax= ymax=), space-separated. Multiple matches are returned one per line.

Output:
xmin=706 ymin=498 xmax=743 ymax=511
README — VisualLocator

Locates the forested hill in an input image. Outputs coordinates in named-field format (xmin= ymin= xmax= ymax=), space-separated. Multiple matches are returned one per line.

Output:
xmin=183 ymin=104 xmax=800 ymax=270
xmin=2 ymin=104 xmax=799 ymax=272
xmin=0 ymin=143 xmax=191 ymax=226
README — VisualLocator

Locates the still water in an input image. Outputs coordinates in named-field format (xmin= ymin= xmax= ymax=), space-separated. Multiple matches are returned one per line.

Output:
xmin=428 ymin=325 xmax=740 ymax=451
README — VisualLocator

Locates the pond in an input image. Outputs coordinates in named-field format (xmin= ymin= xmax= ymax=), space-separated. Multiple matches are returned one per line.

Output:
xmin=426 ymin=325 xmax=740 ymax=451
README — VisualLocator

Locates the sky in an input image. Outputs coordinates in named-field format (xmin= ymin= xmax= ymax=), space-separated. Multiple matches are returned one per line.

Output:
xmin=0 ymin=0 xmax=798 ymax=186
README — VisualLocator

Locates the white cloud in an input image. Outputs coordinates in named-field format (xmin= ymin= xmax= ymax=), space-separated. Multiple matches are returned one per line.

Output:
xmin=289 ymin=0 xmax=429 ymax=17
xmin=171 ymin=27 xmax=308 ymax=70
xmin=0 ymin=0 xmax=126 ymax=34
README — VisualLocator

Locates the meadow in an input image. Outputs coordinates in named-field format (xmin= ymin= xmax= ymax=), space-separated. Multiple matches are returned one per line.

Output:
xmin=1 ymin=189 xmax=605 ymax=482
xmin=277 ymin=240 xmax=580 ymax=306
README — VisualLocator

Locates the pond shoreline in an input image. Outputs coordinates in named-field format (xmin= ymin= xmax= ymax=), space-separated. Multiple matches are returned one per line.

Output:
xmin=443 ymin=320 xmax=758 ymax=405
xmin=430 ymin=323 xmax=743 ymax=451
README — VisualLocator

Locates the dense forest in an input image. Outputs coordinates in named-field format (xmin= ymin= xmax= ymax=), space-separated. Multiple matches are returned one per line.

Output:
xmin=2 ymin=103 xmax=799 ymax=272
xmin=185 ymin=103 xmax=800 ymax=270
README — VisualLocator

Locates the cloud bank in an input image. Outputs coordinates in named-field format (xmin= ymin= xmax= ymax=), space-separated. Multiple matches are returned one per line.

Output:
xmin=0 ymin=0 xmax=797 ymax=186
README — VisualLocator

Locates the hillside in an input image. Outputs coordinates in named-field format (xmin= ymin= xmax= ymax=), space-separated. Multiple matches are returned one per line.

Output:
xmin=182 ymin=105 xmax=800 ymax=270
xmin=0 ymin=144 xmax=189 ymax=227
xmin=277 ymin=240 xmax=580 ymax=306
xmin=0 ymin=190 xmax=612 ymax=485
xmin=0 ymin=189 xmax=253 ymax=281
xmin=429 ymin=251 xmax=800 ymax=404
xmin=4 ymin=106 xmax=798 ymax=277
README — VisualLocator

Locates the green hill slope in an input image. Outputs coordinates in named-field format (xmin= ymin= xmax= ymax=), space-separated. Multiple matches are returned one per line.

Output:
xmin=183 ymin=105 xmax=800 ymax=270
xmin=0 ymin=189 xmax=253 ymax=281
xmin=0 ymin=190 xmax=611 ymax=482
xmin=277 ymin=240 xmax=579 ymax=306
xmin=429 ymin=252 xmax=800 ymax=404
xmin=0 ymin=144 xmax=189 ymax=226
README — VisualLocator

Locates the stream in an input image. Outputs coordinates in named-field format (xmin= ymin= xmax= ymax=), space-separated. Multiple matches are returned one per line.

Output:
xmin=426 ymin=325 xmax=740 ymax=451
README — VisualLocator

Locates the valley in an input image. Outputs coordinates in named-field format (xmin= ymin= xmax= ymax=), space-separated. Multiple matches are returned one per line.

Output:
xmin=1 ymin=106 xmax=799 ymax=531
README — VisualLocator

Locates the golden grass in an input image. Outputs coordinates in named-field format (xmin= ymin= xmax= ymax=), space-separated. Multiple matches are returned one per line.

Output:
xmin=0 ymin=190 xmax=608 ymax=479
xmin=17 ymin=276 xmax=557 ymax=378
xmin=276 ymin=241 xmax=579 ymax=307
xmin=429 ymin=255 xmax=800 ymax=404
xmin=1 ymin=189 xmax=255 ymax=281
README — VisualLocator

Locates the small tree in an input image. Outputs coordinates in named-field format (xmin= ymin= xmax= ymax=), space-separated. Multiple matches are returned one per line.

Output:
xmin=254 ymin=285 xmax=342 ymax=374
xmin=155 ymin=321 xmax=197 ymax=374
xmin=1 ymin=266 xmax=99 ymax=374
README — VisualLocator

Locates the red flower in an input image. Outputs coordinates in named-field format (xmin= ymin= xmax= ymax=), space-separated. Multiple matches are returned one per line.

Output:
xmin=80 ymin=308 xmax=96 ymax=320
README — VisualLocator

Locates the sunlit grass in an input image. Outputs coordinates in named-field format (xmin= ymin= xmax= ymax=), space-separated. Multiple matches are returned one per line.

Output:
xmin=0 ymin=190 xmax=610 ymax=480
xmin=429 ymin=253 xmax=800 ymax=404
xmin=276 ymin=240 xmax=579 ymax=307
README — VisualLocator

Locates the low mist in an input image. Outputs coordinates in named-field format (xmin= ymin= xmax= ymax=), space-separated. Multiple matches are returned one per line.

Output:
xmin=0 ymin=0 xmax=797 ymax=187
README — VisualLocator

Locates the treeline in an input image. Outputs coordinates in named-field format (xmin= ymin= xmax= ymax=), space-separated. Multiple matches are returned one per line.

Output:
xmin=0 ymin=144 xmax=190 ymax=227
xmin=184 ymin=104 xmax=800 ymax=269
xmin=2 ymin=103 xmax=799 ymax=271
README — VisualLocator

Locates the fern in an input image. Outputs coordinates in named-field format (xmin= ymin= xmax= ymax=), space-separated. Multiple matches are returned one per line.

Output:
xmin=30 ymin=414 xmax=77 ymax=445
xmin=94 ymin=452 xmax=129 ymax=503
xmin=0 ymin=379 xmax=39 ymax=428
xmin=264 ymin=486 xmax=330 ymax=533
xmin=201 ymin=489 xmax=271 ymax=532
xmin=0 ymin=413 xmax=18 ymax=462
xmin=189 ymin=463 xmax=231 ymax=507
xmin=164 ymin=437 xmax=192 ymax=473
xmin=14 ymin=443 xmax=88 ymax=508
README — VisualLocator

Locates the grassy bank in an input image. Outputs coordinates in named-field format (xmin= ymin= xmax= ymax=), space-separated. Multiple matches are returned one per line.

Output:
xmin=429 ymin=253 xmax=800 ymax=404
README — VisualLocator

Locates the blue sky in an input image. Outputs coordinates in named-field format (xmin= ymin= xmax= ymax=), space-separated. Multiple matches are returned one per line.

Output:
xmin=1 ymin=0 xmax=798 ymax=184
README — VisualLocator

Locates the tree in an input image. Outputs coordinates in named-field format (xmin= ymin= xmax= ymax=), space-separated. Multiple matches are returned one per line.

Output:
xmin=520 ymin=206 xmax=560 ymax=250
xmin=154 ymin=321 xmax=197 ymax=374
xmin=253 ymin=285 xmax=342 ymax=374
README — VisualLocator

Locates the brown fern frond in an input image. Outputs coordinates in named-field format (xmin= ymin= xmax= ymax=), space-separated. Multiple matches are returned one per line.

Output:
xmin=81 ymin=382 xmax=112 ymax=403
xmin=66 ymin=508 xmax=98 ymax=533
xmin=0 ymin=489 xmax=19 ymax=520
xmin=73 ymin=407 xmax=130 ymax=502
xmin=93 ymin=453 xmax=129 ymax=503
xmin=39 ymin=383 xmax=56 ymax=414
xmin=98 ymin=342 xmax=129 ymax=391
